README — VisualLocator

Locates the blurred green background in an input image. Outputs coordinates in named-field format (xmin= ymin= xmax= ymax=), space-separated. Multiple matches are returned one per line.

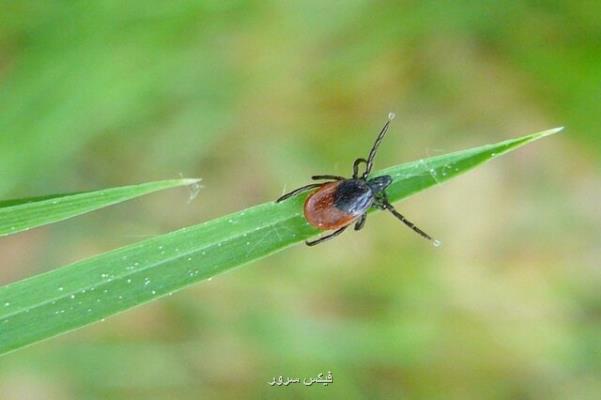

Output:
xmin=0 ymin=1 xmax=599 ymax=399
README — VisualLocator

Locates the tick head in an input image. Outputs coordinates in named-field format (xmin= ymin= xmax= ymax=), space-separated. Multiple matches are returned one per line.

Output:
xmin=367 ymin=175 xmax=392 ymax=194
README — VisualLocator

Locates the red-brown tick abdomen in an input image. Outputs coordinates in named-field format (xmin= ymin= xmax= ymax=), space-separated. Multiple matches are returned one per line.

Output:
xmin=304 ymin=182 xmax=357 ymax=230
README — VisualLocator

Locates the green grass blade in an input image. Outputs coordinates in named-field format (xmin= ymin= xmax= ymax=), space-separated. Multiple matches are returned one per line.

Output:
xmin=0 ymin=128 xmax=560 ymax=355
xmin=0 ymin=179 xmax=201 ymax=237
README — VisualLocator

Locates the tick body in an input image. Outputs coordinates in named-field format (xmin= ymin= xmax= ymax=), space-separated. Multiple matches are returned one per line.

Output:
xmin=276 ymin=113 xmax=435 ymax=246
xmin=304 ymin=177 xmax=392 ymax=229
xmin=304 ymin=180 xmax=369 ymax=230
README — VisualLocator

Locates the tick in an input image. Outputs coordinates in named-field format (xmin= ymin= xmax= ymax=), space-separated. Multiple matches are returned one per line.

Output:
xmin=276 ymin=113 xmax=437 ymax=246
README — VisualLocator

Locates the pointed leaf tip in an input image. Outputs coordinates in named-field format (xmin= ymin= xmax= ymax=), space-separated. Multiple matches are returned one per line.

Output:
xmin=182 ymin=178 xmax=202 ymax=185
xmin=535 ymin=126 xmax=564 ymax=139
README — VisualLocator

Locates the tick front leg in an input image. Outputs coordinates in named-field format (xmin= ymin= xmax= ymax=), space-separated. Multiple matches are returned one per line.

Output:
xmin=375 ymin=197 xmax=434 ymax=242
xmin=305 ymin=226 xmax=348 ymax=246
xmin=276 ymin=183 xmax=322 ymax=203
xmin=354 ymin=214 xmax=367 ymax=231
xmin=352 ymin=158 xmax=368 ymax=179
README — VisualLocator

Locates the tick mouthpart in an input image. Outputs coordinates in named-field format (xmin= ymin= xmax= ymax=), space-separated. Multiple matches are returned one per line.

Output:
xmin=367 ymin=175 xmax=392 ymax=194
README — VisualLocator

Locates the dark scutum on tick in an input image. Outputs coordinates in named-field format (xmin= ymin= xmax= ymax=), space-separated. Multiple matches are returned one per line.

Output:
xmin=276 ymin=113 xmax=437 ymax=246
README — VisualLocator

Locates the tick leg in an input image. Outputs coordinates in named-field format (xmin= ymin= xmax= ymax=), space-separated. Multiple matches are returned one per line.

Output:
xmin=276 ymin=183 xmax=322 ymax=203
xmin=363 ymin=114 xmax=395 ymax=178
xmin=374 ymin=195 xmax=433 ymax=240
xmin=354 ymin=214 xmax=367 ymax=231
xmin=352 ymin=158 xmax=367 ymax=179
xmin=376 ymin=198 xmax=434 ymax=241
xmin=312 ymin=175 xmax=345 ymax=181
xmin=306 ymin=226 xmax=348 ymax=246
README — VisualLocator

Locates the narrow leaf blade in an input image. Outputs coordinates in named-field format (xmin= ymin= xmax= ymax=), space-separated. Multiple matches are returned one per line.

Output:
xmin=0 ymin=128 xmax=560 ymax=355
xmin=0 ymin=179 xmax=201 ymax=237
